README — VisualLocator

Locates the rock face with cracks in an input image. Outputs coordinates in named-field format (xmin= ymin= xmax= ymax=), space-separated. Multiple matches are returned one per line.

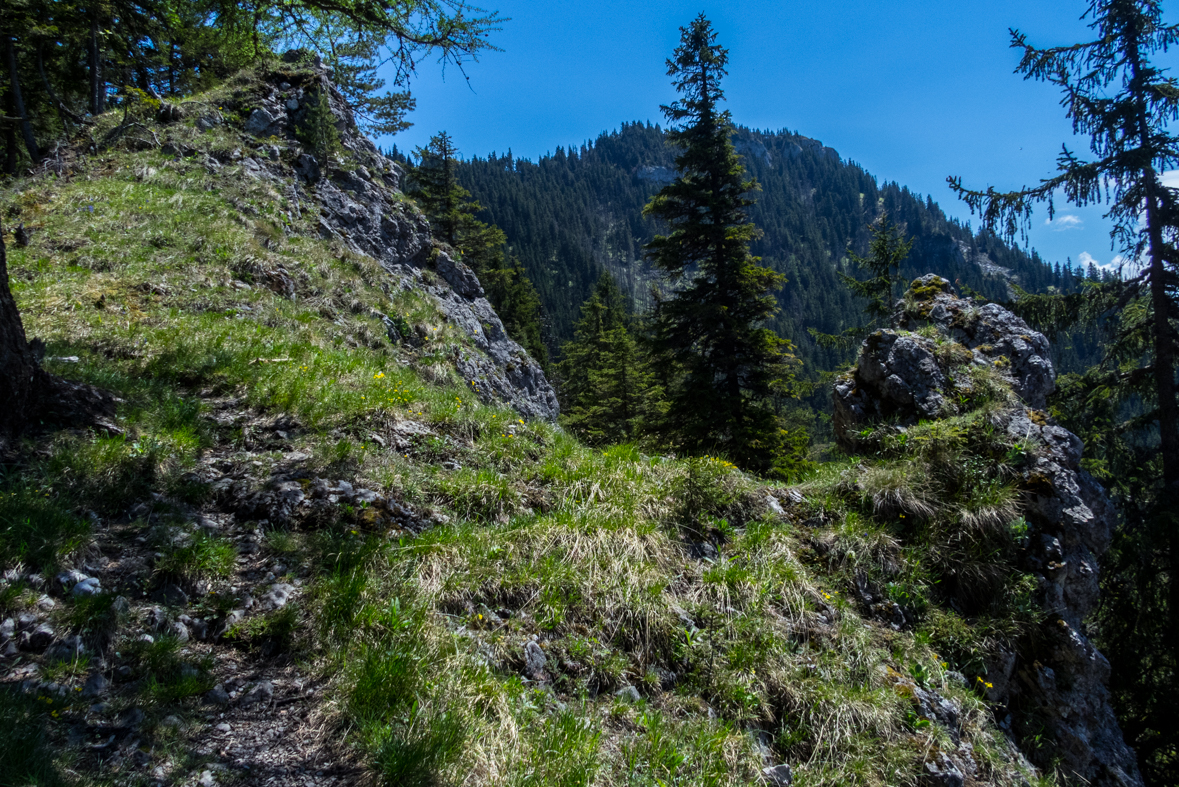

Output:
xmin=834 ymin=276 xmax=1142 ymax=787
xmin=212 ymin=57 xmax=558 ymax=421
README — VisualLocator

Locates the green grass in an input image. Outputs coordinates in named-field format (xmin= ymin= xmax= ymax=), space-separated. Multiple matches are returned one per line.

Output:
xmin=154 ymin=531 xmax=237 ymax=583
xmin=0 ymin=688 xmax=76 ymax=787
xmin=0 ymin=481 xmax=90 ymax=573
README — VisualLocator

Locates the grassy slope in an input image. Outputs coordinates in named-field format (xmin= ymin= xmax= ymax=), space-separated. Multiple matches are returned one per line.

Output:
xmin=0 ymin=71 xmax=1049 ymax=787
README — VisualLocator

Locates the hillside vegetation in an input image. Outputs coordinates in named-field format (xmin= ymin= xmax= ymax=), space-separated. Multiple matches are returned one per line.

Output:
xmin=0 ymin=66 xmax=1087 ymax=787
xmin=439 ymin=124 xmax=1080 ymax=370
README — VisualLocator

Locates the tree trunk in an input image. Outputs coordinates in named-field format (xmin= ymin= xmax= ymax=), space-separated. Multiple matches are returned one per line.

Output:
xmin=0 ymin=222 xmax=49 ymax=439
xmin=4 ymin=37 xmax=39 ymax=167
xmin=2 ymin=120 xmax=15 ymax=175
xmin=89 ymin=18 xmax=104 ymax=115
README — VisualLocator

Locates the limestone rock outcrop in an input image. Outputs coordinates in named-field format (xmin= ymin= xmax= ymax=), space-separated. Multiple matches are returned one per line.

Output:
xmin=202 ymin=58 xmax=558 ymax=421
xmin=834 ymin=275 xmax=1142 ymax=787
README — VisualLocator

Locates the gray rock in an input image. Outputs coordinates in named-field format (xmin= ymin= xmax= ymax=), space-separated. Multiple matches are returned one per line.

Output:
xmin=71 ymin=577 xmax=102 ymax=597
xmin=56 ymin=569 xmax=89 ymax=589
xmin=169 ymin=621 xmax=190 ymax=643
xmin=523 ymin=640 xmax=546 ymax=680
xmin=21 ymin=623 xmax=55 ymax=652
xmin=205 ymin=684 xmax=231 ymax=706
xmin=921 ymin=751 xmax=964 ymax=787
xmin=151 ymin=584 xmax=188 ymax=606
xmin=0 ymin=617 xmax=14 ymax=641
xmin=834 ymin=276 xmax=1143 ymax=787
xmin=762 ymin=763 xmax=793 ymax=786
xmin=260 ymin=583 xmax=295 ymax=610
xmin=195 ymin=112 xmax=223 ymax=131
xmin=614 ymin=685 xmax=641 ymax=703
xmin=198 ymin=770 xmax=218 ymax=787
xmin=296 ymin=153 xmax=320 ymax=182
xmin=81 ymin=672 xmax=109 ymax=698
xmin=244 ymin=108 xmax=279 ymax=136
xmin=433 ymin=251 xmax=484 ymax=299
xmin=118 ymin=707 xmax=145 ymax=728
xmin=239 ymin=680 xmax=274 ymax=706
xmin=46 ymin=635 xmax=85 ymax=662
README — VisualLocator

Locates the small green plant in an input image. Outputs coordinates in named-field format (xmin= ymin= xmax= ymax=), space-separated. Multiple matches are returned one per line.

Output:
xmin=155 ymin=532 xmax=236 ymax=583
xmin=127 ymin=634 xmax=214 ymax=704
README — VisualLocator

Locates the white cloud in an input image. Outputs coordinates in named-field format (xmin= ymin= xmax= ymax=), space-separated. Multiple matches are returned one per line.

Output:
xmin=1077 ymin=251 xmax=1137 ymax=274
xmin=1045 ymin=214 xmax=1083 ymax=231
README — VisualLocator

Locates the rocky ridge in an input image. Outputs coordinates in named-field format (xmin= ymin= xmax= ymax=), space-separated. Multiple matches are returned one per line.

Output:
xmin=184 ymin=55 xmax=557 ymax=421
xmin=834 ymin=275 xmax=1141 ymax=786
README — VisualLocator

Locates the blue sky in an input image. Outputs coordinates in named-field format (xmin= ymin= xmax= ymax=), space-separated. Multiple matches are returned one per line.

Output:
xmin=380 ymin=0 xmax=1179 ymax=272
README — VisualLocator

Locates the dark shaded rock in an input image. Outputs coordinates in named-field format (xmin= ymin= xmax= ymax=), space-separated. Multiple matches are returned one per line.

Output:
xmin=82 ymin=672 xmax=109 ymax=698
xmin=205 ymin=684 xmax=231 ymax=706
xmin=118 ymin=707 xmax=145 ymax=728
xmin=45 ymin=635 xmax=85 ymax=662
xmin=151 ymin=584 xmax=188 ymax=607
xmin=21 ymin=623 xmax=55 ymax=652
xmin=239 ymin=680 xmax=273 ymax=706
xmin=762 ymin=763 xmax=793 ymax=786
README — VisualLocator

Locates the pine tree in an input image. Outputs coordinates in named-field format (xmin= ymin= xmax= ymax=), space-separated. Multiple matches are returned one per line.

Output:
xmin=642 ymin=14 xmax=800 ymax=476
xmin=408 ymin=134 xmax=551 ymax=370
xmin=558 ymin=273 xmax=647 ymax=444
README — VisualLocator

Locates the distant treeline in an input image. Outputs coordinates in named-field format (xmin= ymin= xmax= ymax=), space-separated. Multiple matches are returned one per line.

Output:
xmin=389 ymin=122 xmax=1092 ymax=373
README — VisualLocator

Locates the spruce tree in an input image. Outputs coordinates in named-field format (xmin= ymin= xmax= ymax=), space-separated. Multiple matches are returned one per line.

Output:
xmin=484 ymin=258 xmax=549 ymax=371
xmin=642 ymin=14 xmax=799 ymax=476
xmin=558 ymin=273 xmax=646 ymax=444
xmin=811 ymin=212 xmax=913 ymax=350
xmin=409 ymin=132 xmax=472 ymax=248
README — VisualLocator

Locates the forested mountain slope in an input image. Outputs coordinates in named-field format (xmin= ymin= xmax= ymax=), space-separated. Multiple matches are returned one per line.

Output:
xmin=437 ymin=123 xmax=1073 ymax=368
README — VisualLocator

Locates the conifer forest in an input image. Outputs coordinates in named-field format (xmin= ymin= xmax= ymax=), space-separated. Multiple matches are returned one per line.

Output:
xmin=0 ymin=1 xmax=1175 ymax=786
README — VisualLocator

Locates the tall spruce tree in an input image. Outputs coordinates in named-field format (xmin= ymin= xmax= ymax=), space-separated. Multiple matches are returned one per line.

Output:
xmin=949 ymin=2 xmax=1179 ymax=781
xmin=558 ymin=273 xmax=646 ymax=444
xmin=642 ymin=14 xmax=799 ymax=476
xmin=409 ymin=131 xmax=470 ymax=247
